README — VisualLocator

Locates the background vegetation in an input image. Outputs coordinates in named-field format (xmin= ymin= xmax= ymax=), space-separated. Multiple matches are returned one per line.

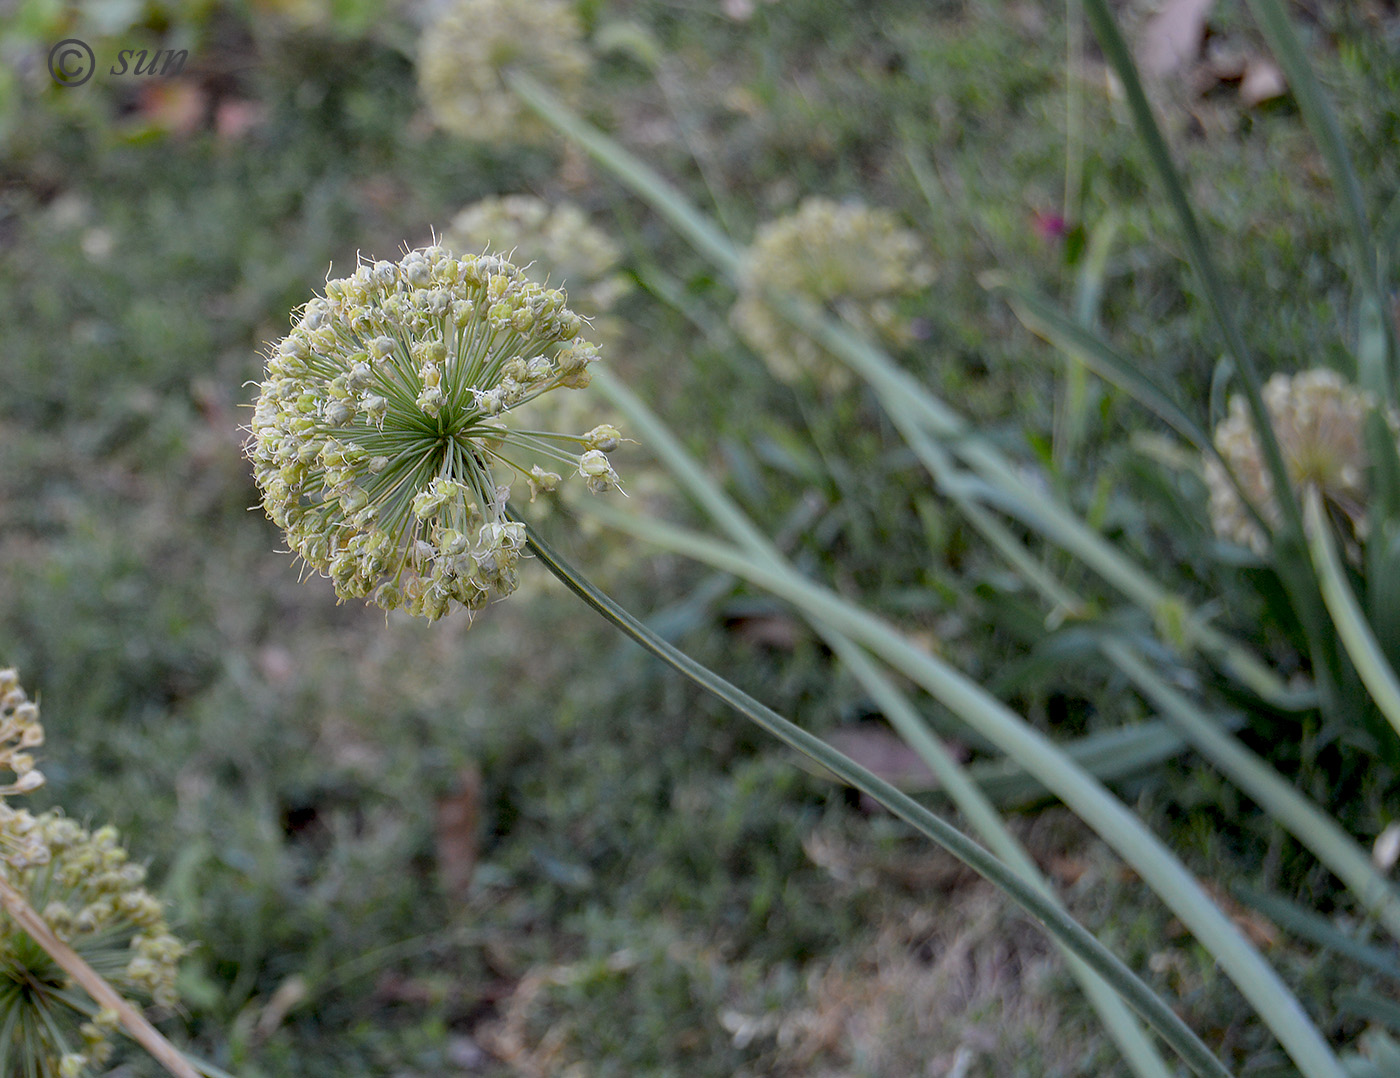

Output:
xmin=2 ymin=0 xmax=1398 ymax=1074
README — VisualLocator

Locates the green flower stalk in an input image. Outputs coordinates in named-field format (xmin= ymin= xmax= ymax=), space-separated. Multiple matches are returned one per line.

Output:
xmin=1205 ymin=370 xmax=1386 ymax=556
xmin=418 ymin=0 xmax=590 ymax=144
xmin=0 ymin=670 xmax=189 ymax=1078
xmin=731 ymin=198 xmax=933 ymax=390
xmin=246 ymin=245 xmax=625 ymax=622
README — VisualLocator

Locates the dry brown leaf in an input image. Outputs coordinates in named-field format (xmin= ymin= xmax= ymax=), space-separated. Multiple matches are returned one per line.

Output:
xmin=825 ymin=726 xmax=938 ymax=790
xmin=435 ymin=765 xmax=482 ymax=895
xmin=1140 ymin=0 xmax=1216 ymax=77
xmin=132 ymin=79 xmax=206 ymax=136
xmin=729 ymin=612 xmax=804 ymax=650
xmin=1240 ymin=58 xmax=1287 ymax=107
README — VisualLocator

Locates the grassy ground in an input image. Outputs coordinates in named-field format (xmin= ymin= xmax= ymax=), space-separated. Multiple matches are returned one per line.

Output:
xmin=2 ymin=0 xmax=1398 ymax=1074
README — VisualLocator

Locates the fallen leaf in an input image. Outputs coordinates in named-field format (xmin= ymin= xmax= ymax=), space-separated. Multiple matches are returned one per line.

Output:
xmin=1240 ymin=58 xmax=1287 ymax=107
xmin=1140 ymin=0 xmax=1216 ymax=78
xmin=435 ymin=765 xmax=481 ymax=895
xmin=131 ymin=79 xmax=206 ymax=136
xmin=729 ymin=613 xmax=804 ymax=650
xmin=825 ymin=726 xmax=939 ymax=790
xmin=215 ymin=98 xmax=266 ymax=141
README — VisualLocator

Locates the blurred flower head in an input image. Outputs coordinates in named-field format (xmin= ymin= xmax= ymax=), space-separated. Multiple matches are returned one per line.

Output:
xmin=1205 ymin=369 xmax=1383 ymax=555
xmin=731 ymin=198 xmax=933 ymax=390
xmin=418 ymin=0 xmax=590 ymax=144
xmin=443 ymin=195 xmax=631 ymax=334
xmin=0 ymin=669 xmax=187 ymax=1077
xmin=246 ymin=245 xmax=623 ymax=623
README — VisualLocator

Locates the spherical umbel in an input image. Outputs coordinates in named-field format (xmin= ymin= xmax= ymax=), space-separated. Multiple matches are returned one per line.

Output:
xmin=1205 ymin=369 xmax=1387 ymax=557
xmin=246 ymin=245 xmax=623 ymax=622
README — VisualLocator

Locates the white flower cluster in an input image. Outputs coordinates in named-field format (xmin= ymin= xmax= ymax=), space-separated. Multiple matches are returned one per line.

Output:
xmin=419 ymin=0 xmax=590 ymax=144
xmin=1205 ymin=369 xmax=1385 ymax=555
xmin=732 ymin=198 xmax=933 ymax=390
xmin=247 ymin=245 xmax=624 ymax=622
xmin=443 ymin=195 xmax=631 ymax=341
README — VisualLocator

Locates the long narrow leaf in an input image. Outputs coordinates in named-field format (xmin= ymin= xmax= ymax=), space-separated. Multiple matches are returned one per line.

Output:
xmin=1107 ymin=640 xmax=1400 ymax=940
xmin=582 ymin=504 xmax=1346 ymax=1078
xmin=1304 ymin=487 xmax=1400 ymax=745
xmin=1079 ymin=0 xmax=1300 ymax=537
xmin=513 ymin=74 xmax=1313 ymax=713
xmin=1242 ymin=0 xmax=1393 ymax=391
xmin=1233 ymin=885 xmax=1400 ymax=982
xmin=964 ymin=716 xmax=1219 ymax=808
xmin=522 ymin=523 xmax=1232 ymax=1078
xmin=1081 ymin=0 xmax=1350 ymax=722
xmin=997 ymin=281 xmax=1216 ymax=451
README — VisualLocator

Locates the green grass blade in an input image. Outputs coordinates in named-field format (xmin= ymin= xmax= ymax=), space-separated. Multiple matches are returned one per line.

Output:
xmin=994 ymin=280 xmax=1215 ymax=452
xmin=1335 ymin=991 xmax=1400 ymax=1032
xmin=513 ymin=75 xmax=1310 ymax=712
xmin=1079 ymin=0 xmax=1302 ymax=541
xmin=583 ymin=505 xmax=1346 ymax=1078
xmin=964 ymin=717 xmax=1213 ymax=808
xmin=1241 ymin=0 xmax=1393 ymax=392
xmin=1080 ymin=0 xmax=1353 ymax=722
xmin=594 ymin=368 xmax=1175 ymax=1078
xmin=1232 ymin=885 xmax=1400 ymax=981
xmin=504 ymin=70 xmax=743 ymax=279
xmin=522 ymin=522 xmax=1233 ymax=1078
xmin=1305 ymin=487 xmax=1400 ymax=745
xmin=1107 ymin=640 xmax=1400 ymax=940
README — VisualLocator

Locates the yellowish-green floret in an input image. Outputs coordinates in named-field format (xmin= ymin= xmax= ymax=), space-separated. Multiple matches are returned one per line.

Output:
xmin=443 ymin=195 xmax=631 ymax=336
xmin=246 ymin=245 xmax=623 ymax=623
xmin=1205 ymin=369 xmax=1386 ymax=556
xmin=731 ymin=198 xmax=933 ymax=389
xmin=418 ymin=0 xmax=590 ymax=144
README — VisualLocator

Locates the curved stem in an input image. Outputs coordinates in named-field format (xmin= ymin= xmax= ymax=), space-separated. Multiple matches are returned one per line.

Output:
xmin=520 ymin=523 xmax=1232 ymax=1078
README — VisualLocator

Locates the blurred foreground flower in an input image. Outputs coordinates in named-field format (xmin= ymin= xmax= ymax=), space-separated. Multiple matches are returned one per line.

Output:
xmin=246 ymin=245 xmax=624 ymax=622
xmin=0 ymin=670 xmax=187 ymax=1078
xmin=1205 ymin=369 xmax=1387 ymax=556
xmin=731 ymin=198 xmax=933 ymax=390
xmin=418 ymin=0 xmax=590 ymax=144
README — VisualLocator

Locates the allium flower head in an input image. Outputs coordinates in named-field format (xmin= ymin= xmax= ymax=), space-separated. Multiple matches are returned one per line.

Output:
xmin=0 ymin=670 xmax=187 ymax=1077
xmin=418 ymin=0 xmax=590 ymax=144
xmin=732 ymin=198 xmax=933 ymax=390
xmin=246 ymin=245 xmax=623 ymax=622
xmin=443 ymin=196 xmax=631 ymax=338
xmin=1205 ymin=369 xmax=1386 ymax=555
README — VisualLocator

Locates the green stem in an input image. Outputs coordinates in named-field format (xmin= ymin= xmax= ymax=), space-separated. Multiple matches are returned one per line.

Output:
xmin=1304 ymin=487 xmax=1400 ymax=746
xmin=1241 ymin=0 xmax=1393 ymax=394
xmin=507 ymin=72 xmax=1310 ymax=712
xmin=592 ymin=368 xmax=1170 ymax=1078
xmin=1080 ymin=0 xmax=1348 ymax=720
xmin=520 ymin=523 xmax=1232 ymax=1078
xmin=581 ymin=506 xmax=1346 ymax=1078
